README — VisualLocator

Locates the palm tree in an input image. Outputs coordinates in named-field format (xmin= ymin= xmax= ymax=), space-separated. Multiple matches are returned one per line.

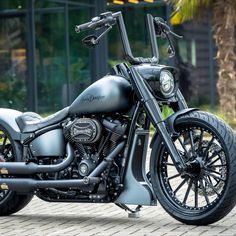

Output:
xmin=168 ymin=0 xmax=236 ymax=119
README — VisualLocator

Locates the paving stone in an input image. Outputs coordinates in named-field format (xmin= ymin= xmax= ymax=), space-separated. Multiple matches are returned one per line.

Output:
xmin=0 ymin=200 xmax=235 ymax=236
xmin=1 ymin=148 xmax=236 ymax=236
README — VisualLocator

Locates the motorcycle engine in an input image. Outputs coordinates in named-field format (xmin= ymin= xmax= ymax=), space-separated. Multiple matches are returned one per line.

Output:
xmin=63 ymin=118 xmax=102 ymax=144
xmin=63 ymin=117 xmax=127 ymax=178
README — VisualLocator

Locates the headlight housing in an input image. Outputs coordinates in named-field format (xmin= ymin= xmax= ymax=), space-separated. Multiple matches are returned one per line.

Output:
xmin=135 ymin=65 xmax=178 ymax=100
xmin=159 ymin=70 xmax=175 ymax=98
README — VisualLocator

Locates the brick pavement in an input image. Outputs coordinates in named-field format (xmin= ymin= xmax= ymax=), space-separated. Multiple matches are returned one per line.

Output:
xmin=1 ymin=148 xmax=236 ymax=236
xmin=0 ymin=197 xmax=236 ymax=236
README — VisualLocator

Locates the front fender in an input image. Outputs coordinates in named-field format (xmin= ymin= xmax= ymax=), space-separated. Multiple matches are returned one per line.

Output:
xmin=150 ymin=108 xmax=198 ymax=148
xmin=0 ymin=108 xmax=22 ymax=140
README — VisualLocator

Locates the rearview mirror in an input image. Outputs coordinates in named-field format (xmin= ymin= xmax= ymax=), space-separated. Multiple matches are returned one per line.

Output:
xmin=82 ymin=35 xmax=99 ymax=48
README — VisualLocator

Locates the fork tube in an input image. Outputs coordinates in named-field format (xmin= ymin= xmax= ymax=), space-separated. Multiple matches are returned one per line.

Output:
xmin=130 ymin=67 xmax=187 ymax=172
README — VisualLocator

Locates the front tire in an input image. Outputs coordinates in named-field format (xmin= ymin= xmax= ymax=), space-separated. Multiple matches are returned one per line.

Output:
xmin=150 ymin=111 xmax=236 ymax=225
xmin=0 ymin=126 xmax=33 ymax=216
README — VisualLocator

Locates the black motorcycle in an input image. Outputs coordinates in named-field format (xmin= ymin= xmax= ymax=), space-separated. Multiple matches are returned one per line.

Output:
xmin=0 ymin=12 xmax=235 ymax=225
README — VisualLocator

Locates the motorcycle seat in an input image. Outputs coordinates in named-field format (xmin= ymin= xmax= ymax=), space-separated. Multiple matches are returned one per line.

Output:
xmin=15 ymin=107 xmax=69 ymax=133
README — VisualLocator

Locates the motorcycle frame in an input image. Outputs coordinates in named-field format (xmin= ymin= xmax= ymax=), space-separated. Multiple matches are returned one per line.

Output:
xmin=0 ymin=12 xmax=192 ymax=205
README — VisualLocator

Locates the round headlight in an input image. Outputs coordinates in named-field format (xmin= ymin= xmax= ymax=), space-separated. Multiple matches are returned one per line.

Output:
xmin=160 ymin=70 xmax=175 ymax=97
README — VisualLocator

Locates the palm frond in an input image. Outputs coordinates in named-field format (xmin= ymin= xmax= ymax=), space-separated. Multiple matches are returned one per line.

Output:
xmin=167 ymin=0 xmax=213 ymax=23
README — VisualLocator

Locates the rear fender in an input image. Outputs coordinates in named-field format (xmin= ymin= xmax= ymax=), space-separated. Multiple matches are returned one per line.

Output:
xmin=0 ymin=108 xmax=22 ymax=140
xmin=150 ymin=108 xmax=198 ymax=148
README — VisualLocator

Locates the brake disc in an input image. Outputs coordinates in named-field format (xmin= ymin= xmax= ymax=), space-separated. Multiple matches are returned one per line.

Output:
xmin=194 ymin=141 xmax=226 ymax=196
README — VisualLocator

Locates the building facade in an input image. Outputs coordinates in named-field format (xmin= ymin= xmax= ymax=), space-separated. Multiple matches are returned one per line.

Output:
xmin=0 ymin=0 xmax=216 ymax=113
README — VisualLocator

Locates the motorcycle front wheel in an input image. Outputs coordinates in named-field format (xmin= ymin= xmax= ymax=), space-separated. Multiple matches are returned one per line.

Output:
xmin=150 ymin=111 xmax=236 ymax=225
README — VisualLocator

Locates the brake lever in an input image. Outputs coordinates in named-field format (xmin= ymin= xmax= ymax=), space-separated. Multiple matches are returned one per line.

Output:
xmin=154 ymin=17 xmax=183 ymax=39
xmin=170 ymin=30 xmax=183 ymax=39
xmin=153 ymin=17 xmax=183 ymax=58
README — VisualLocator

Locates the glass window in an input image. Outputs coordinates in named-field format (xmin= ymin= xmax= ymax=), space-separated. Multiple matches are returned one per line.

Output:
xmin=35 ymin=1 xmax=61 ymax=9
xmin=35 ymin=1 xmax=91 ymax=113
xmin=68 ymin=7 xmax=91 ymax=103
xmin=0 ymin=0 xmax=94 ymax=114
xmin=35 ymin=1 xmax=67 ymax=113
xmin=0 ymin=15 xmax=28 ymax=110
xmin=0 ymin=0 xmax=26 ymax=10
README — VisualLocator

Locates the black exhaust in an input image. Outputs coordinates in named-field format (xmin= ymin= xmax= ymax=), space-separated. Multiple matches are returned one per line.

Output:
xmin=0 ymin=141 xmax=125 ymax=193
xmin=0 ymin=141 xmax=125 ymax=176
xmin=0 ymin=176 xmax=100 ymax=192
xmin=89 ymin=141 xmax=125 ymax=177
xmin=0 ymin=143 xmax=74 ymax=175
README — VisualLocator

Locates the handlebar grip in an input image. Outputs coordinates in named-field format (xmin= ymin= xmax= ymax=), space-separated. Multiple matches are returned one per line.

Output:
xmin=75 ymin=14 xmax=115 ymax=33
xmin=89 ymin=17 xmax=115 ymax=29
xmin=75 ymin=22 xmax=92 ymax=33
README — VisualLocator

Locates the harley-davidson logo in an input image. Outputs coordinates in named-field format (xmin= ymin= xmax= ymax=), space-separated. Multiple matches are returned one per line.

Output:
xmin=81 ymin=94 xmax=105 ymax=103
xmin=73 ymin=128 xmax=92 ymax=136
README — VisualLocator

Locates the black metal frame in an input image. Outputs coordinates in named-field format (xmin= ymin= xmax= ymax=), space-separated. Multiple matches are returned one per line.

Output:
xmin=27 ymin=0 xmax=38 ymax=112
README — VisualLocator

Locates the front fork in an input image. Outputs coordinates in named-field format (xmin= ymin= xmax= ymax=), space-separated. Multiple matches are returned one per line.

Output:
xmin=130 ymin=68 xmax=187 ymax=172
xmin=176 ymin=89 xmax=188 ymax=110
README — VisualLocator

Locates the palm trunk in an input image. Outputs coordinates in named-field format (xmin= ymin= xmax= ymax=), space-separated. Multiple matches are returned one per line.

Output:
xmin=212 ymin=0 xmax=236 ymax=119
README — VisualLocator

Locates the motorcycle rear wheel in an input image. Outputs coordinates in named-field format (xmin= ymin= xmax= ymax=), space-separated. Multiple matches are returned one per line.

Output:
xmin=0 ymin=125 xmax=33 ymax=216
xmin=150 ymin=111 xmax=236 ymax=225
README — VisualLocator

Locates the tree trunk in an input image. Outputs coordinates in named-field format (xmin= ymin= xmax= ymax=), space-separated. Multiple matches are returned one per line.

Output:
xmin=212 ymin=0 xmax=236 ymax=119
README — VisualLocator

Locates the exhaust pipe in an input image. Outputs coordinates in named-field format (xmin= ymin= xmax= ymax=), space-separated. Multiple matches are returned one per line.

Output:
xmin=0 ymin=176 xmax=100 ymax=192
xmin=0 ymin=141 xmax=125 ymax=176
xmin=0 ymin=141 xmax=126 ymax=192
xmin=0 ymin=143 xmax=74 ymax=175
xmin=89 ymin=141 xmax=125 ymax=177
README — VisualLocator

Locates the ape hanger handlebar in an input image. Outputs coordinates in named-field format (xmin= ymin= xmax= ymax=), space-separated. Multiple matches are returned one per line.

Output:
xmin=75 ymin=11 xmax=182 ymax=65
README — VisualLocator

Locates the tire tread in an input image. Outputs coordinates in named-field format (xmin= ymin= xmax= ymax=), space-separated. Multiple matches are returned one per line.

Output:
xmin=151 ymin=111 xmax=236 ymax=225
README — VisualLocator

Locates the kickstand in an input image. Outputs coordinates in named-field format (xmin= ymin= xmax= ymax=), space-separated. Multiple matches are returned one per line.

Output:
xmin=115 ymin=203 xmax=142 ymax=218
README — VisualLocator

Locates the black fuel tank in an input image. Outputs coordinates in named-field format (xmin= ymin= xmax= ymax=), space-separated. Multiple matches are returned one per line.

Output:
xmin=69 ymin=75 xmax=133 ymax=116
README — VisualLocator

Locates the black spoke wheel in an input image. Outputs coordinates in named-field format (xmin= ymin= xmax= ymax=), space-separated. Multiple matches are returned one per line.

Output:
xmin=0 ymin=125 xmax=33 ymax=216
xmin=0 ymin=128 xmax=14 ymax=202
xmin=150 ymin=111 xmax=236 ymax=225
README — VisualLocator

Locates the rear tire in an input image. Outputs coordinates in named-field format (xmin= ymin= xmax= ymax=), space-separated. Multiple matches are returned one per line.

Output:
xmin=150 ymin=111 xmax=236 ymax=225
xmin=0 ymin=125 xmax=33 ymax=216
